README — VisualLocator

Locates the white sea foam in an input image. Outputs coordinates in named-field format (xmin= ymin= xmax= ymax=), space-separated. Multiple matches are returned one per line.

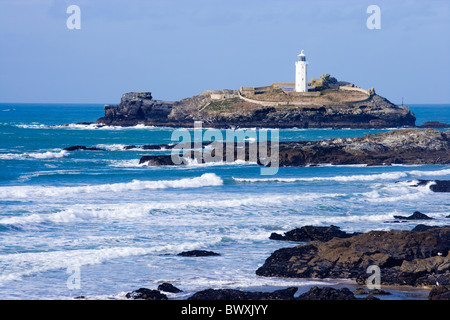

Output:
xmin=17 ymin=170 xmax=104 ymax=182
xmin=108 ymin=159 xmax=148 ymax=168
xmin=28 ymin=150 xmax=69 ymax=159
xmin=0 ymin=192 xmax=345 ymax=228
xmin=14 ymin=123 xmax=163 ymax=130
xmin=0 ymin=240 xmax=218 ymax=285
xmin=95 ymin=144 xmax=128 ymax=151
xmin=98 ymin=144 xmax=170 ymax=152
xmin=233 ymin=172 xmax=408 ymax=183
xmin=234 ymin=167 xmax=450 ymax=184
xmin=360 ymin=180 xmax=435 ymax=203
xmin=0 ymin=173 xmax=223 ymax=199
xmin=408 ymin=168 xmax=450 ymax=177
xmin=0 ymin=150 xmax=69 ymax=160
xmin=182 ymin=157 xmax=258 ymax=168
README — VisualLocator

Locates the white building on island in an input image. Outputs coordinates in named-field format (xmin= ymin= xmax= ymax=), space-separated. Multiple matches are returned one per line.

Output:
xmin=295 ymin=50 xmax=308 ymax=92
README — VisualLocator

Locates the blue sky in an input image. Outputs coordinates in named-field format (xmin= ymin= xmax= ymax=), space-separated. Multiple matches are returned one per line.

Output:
xmin=0 ymin=0 xmax=449 ymax=104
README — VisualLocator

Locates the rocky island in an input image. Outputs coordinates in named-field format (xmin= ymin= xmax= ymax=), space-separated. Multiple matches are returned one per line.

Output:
xmin=96 ymin=75 xmax=417 ymax=129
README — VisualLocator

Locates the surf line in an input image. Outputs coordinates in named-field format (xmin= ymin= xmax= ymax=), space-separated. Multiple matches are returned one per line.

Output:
xmin=170 ymin=121 xmax=279 ymax=175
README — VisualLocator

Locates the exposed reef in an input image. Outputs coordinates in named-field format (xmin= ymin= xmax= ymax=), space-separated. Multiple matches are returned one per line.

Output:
xmin=134 ymin=129 xmax=450 ymax=167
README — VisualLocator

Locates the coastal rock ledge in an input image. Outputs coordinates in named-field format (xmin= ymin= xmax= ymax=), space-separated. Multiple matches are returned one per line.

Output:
xmin=256 ymin=226 xmax=450 ymax=287
xmin=276 ymin=128 xmax=450 ymax=166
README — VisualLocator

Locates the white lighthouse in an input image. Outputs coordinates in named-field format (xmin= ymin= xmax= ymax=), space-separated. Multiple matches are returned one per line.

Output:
xmin=295 ymin=50 xmax=308 ymax=92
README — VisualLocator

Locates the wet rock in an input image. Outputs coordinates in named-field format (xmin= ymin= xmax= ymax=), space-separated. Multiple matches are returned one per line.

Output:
xmin=157 ymin=283 xmax=183 ymax=293
xmin=428 ymin=285 xmax=450 ymax=300
xmin=63 ymin=145 xmax=105 ymax=151
xmin=177 ymin=250 xmax=220 ymax=257
xmin=269 ymin=225 xmax=357 ymax=242
xmin=139 ymin=155 xmax=176 ymax=166
xmin=257 ymin=227 xmax=450 ymax=287
xmin=352 ymin=288 xmax=368 ymax=295
xmin=413 ymin=180 xmax=450 ymax=192
xmin=125 ymin=288 xmax=168 ymax=300
xmin=142 ymin=144 xmax=167 ymax=150
xmin=367 ymin=289 xmax=391 ymax=295
xmin=297 ymin=286 xmax=357 ymax=300
xmin=187 ymin=287 xmax=298 ymax=300
xmin=393 ymin=211 xmax=433 ymax=221
xmin=412 ymin=224 xmax=438 ymax=232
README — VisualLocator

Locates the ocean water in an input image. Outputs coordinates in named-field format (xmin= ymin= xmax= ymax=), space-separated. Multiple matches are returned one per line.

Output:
xmin=0 ymin=103 xmax=449 ymax=300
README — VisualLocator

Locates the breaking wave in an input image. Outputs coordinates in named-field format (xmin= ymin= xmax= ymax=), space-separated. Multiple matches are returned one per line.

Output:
xmin=233 ymin=167 xmax=450 ymax=184
xmin=0 ymin=173 xmax=223 ymax=199
xmin=233 ymin=172 xmax=408 ymax=183
xmin=0 ymin=150 xmax=69 ymax=160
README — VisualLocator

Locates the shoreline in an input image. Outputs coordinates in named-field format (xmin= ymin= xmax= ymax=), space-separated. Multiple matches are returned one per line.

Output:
xmin=119 ymin=223 xmax=450 ymax=301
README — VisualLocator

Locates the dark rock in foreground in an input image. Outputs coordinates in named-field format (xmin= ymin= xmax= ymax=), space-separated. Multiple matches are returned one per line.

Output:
xmin=187 ymin=286 xmax=379 ymax=300
xmin=413 ymin=180 xmax=450 ymax=192
xmin=188 ymin=287 xmax=298 ymax=300
xmin=257 ymin=226 xmax=450 ymax=287
xmin=393 ymin=211 xmax=433 ymax=221
xmin=157 ymin=283 xmax=183 ymax=293
xmin=411 ymin=224 xmax=445 ymax=232
xmin=269 ymin=225 xmax=357 ymax=242
xmin=63 ymin=145 xmax=105 ymax=151
xmin=353 ymin=288 xmax=391 ymax=295
xmin=177 ymin=250 xmax=220 ymax=257
xmin=125 ymin=288 xmax=168 ymax=300
xmin=428 ymin=285 xmax=450 ymax=300
xmin=297 ymin=286 xmax=358 ymax=300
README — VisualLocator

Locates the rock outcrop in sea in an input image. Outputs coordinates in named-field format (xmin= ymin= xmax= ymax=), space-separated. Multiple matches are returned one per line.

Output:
xmin=135 ymin=128 xmax=449 ymax=167
xmin=275 ymin=128 xmax=450 ymax=166
xmin=269 ymin=225 xmax=358 ymax=242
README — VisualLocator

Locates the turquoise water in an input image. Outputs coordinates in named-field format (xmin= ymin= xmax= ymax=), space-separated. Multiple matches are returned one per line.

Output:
xmin=0 ymin=103 xmax=449 ymax=299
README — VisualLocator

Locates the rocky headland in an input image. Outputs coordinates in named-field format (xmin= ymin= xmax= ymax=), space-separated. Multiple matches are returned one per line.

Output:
xmin=96 ymin=75 xmax=417 ymax=129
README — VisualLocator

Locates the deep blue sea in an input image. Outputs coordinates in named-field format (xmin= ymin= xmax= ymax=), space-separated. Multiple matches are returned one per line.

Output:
xmin=0 ymin=103 xmax=449 ymax=300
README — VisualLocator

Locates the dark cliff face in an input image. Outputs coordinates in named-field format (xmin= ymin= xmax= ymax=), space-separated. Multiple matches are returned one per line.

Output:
xmin=96 ymin=90 xmax=416 ymax=128
xmin=97 ymin=92 xmax=174 ymax=126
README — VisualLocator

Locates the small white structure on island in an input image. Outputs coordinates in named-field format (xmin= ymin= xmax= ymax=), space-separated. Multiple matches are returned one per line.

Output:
xmin=295 ymin=50 xmax=308 ymax=92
